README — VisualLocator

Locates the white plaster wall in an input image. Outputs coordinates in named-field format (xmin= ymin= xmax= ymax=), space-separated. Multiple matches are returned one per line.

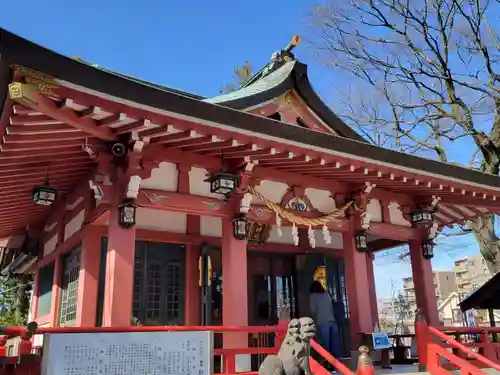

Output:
xmin=141 ymin=162 xmax=178 ymax=191
xmin=252 ymin=180 xmax=289 ymax=205
xmin=200 ymin=216 xmax=222 ymax=237
xmin=305 ymin=188 xmax=336 ymax=213
xmin=388 ymin=202 xmax=411 ymax=227
xmin=367 ymin=199 xmax=382 ymax=222
xmin=136 ymin=208 xmax=187 ymax=233
xmin=64 ymin=209 xmax=85 ymax=241
xmin=267 ymin=225 xmax=295 ymax=244
xmin=189 ymin=167 xmax=225 ymax=200
xmin=43 ymin=234 xmax=58 ymax=256
xmin=315 ymin=231 xmax=343 ymax=249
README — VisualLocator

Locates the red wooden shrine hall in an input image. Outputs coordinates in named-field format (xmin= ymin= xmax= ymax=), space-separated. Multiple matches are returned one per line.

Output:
xmin=0 ymin=29 xmax=500 ymax=371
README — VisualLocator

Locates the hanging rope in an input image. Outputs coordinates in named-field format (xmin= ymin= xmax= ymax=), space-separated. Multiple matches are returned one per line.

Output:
xmin=246 ymin=186 xmax=353 ymax=227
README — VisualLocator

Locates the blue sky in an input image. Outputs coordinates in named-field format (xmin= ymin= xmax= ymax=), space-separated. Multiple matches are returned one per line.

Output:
xmin=0 ymin=0 xmax=484 ymax=299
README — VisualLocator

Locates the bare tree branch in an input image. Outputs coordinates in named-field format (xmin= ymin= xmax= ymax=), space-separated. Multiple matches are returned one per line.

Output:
xmin=307 ymin=0 xmax=500 ymax=273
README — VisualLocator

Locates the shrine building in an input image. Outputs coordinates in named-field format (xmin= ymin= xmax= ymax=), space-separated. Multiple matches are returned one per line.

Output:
xmin=1 ymin=29 xmax=500 ymax=367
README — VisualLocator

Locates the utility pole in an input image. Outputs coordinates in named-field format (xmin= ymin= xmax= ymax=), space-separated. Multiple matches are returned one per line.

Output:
xmin=390 ymin=279 xmax=397 ymax=327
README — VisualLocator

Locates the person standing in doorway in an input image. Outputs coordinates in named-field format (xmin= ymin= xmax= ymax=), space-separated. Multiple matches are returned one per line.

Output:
xmin=309 ymin=280 xmax=341 ymax=358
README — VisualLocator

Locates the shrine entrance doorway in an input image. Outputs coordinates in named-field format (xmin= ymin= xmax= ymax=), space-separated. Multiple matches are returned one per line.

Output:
xmin=295 ymin=253 xmax=350 ymax=357
xmin=248 ymin=252 xmax=298 ymax=326
xmin=131 ymin=242 xmax=186 ymax=326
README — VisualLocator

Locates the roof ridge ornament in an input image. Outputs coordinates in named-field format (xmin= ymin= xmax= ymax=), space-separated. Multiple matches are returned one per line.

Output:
xmin=261 ymin=35 xmax=301 ymax=78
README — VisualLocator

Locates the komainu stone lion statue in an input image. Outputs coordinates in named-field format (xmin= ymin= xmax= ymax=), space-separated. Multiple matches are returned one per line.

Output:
xmin=258 ymin=317 xmax=316 ymax=375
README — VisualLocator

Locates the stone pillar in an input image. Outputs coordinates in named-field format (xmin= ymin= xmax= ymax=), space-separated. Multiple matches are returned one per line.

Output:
xmin=221 ymin=216 xmax=249 ymax=372
xmin=409 ymin=240 xmax=440 ymax=327
xmin=343 ymin=231 xmax=374 ymax=348
xmin=102 ymin=201 xmax=137 ymax=326
xmin=75 ymin=230 xmax=102 ymax=326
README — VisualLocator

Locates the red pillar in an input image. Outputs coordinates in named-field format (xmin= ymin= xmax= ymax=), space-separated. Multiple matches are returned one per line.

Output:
xmin=75 ymin=230 xmax=102 ymax=326
xmin=185 ymin=244 xmax=201 ymax=325
xmin=102 ymin=203 xmax=137 ymax=326
xmin=49 ymin=256 xmax=62 ymax=326
xmin=366 ymin=254 xmax=379 ymax=327
xmin=409 ymin=240 xmax=440 ymax=326
xmin=185 ymin=215 xmax=201 ymax=325
xmin=343 ymin=231 xmax=374 ymax=349
xmin=221 ymin=216 xmax=249 ymax=372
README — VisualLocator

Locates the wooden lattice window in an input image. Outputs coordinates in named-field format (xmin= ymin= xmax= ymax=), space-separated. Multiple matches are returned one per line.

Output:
xmin=37 ymin=262 xmax=54 ymax=317
xmin=132 ymin=242 xmax=185 ymax=325
xmin=165 ymin=264 xmax=181 ymax=319
xmin=58 ymin=246 xmax=81 ymax=326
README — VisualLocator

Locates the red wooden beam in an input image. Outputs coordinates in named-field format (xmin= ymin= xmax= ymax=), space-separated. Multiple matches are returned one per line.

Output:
xmin=0 ymin=160 xmax=95 ymax=174
xmin=6 ymin=123 xmax=80 ymax=135
xmin=182 ymin=139 xmax=238 ymax=153
xmin=3 ymin=132 xmax=89 ymax=143
xmin=0 ymin=179 xmax=77 ymax=190
xmin=12 ymin=104 xmax=40 ymax=116
xmin=368 ymin=222 xmax=419 ymax=241
xmin=97 ymin=113 xmax=128 ymax=127
xmin=0 ymin=98 xmax=13 ymax=152
xmin=10 ymin=114 xmax=64 ymax=126
xmin=1 ymin=139 xmax=94 ymax=152
xmin=150 ymin=130 xmax=197 ymax=144
xmin=23 ymin=91 xmax=117 ymax=141
xmin=164 ymin=135 xmax=217 ymax=149
xmin=0 ymin=168 xmax=89 ymax=179
xmin=203 ymin=144 xmax=256 ymax=157
xmin=0 ymin=147 xmax=92 ymax=160
xmin=114 ymin=119 xmax=149 ymax=135
xmin=0 ymin=154 xmax=91 ymax=166
xmin=224 ymin=148 xmax=274 ymax=159
xmin=136 ymin=189 xmax=231 ymax=217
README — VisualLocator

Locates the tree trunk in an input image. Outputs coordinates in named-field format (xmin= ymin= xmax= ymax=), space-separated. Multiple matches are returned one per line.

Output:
xmin=14 ymin=274 xmax=32 ymax=324
xmin=470 ymin=214 xmax=500 ymax=275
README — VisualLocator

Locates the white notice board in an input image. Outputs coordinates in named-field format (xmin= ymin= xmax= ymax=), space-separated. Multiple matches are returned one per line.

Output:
xmin=41 ymin=331 xmax=213 ymax=375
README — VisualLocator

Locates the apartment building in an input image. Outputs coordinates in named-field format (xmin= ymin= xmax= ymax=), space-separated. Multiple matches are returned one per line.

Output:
xmin=403 ymin=270 xmax=457 ymax=314
xmin=453 ymin=254 xmax=491 ymax=297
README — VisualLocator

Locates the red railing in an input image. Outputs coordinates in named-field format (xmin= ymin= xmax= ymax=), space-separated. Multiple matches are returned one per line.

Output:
xmin=416 ymin=321 xmax=500 ymax=374
xmin=0 ymin=323 xmax=378 ymax=375
xmin=311 ymin=339 xmax=355 ymax=375
xmin=0 ymin=324 xmax=288 ymax=375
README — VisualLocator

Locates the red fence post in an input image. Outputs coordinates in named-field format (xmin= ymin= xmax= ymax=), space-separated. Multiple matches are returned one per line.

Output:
xmin=223 ymin=354 xmax=236 ymax=374
xmin=415 ymin=309 xmax=428 ymax=372
xmin=356 ymin=346 xmax=374 ymax=375
xmin=274 ymin=320 xmax=288 ymax=351
xmin=0 ymin=337 xmax=6 ymax=357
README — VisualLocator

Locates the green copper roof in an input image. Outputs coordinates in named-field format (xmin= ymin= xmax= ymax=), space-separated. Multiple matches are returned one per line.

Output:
xmin=204 ymin=61 xmax=296 ymax=105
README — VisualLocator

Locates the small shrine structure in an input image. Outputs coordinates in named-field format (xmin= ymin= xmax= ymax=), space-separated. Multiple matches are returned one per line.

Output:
xmin=0 ymin=29 xmax=499 ymax=369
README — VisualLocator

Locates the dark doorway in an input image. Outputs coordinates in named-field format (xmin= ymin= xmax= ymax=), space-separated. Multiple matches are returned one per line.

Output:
xmin=200 ymin=244 xmax=222 ymax=326
xmin=295 ymin=253 xmax=350 ymax=357
xmin=132 ymin=242 xmax=186 ymax=326
xmin=248 ymin=252 xmax=298 ymax=325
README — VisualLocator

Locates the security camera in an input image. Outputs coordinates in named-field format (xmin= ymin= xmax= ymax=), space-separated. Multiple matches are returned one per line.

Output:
xmin=110 ymin=142 xmax=127 ymax=157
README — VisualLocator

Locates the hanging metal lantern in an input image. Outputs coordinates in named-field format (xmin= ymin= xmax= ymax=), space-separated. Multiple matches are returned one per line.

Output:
xmin=205 ymin=172 xmax=239 ymax=195
xmin=118 ymin=200 xmax=137 ymax=228
xmin=32 ymin=184 xmax=58 ymax=206
xmin=409 ymin=209 xmax=434 ymax=225
xmin=232 ymin=216 xmax=250 ymax=240
xmin=422 ymin=240 xmax=434 ymax=260
xmin=355 ymin=231 xmax=368 ymax=252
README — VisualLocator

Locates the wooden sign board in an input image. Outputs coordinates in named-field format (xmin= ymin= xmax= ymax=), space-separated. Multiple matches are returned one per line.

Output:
xmin=41 ymin=331 xmax=213 ymax=375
